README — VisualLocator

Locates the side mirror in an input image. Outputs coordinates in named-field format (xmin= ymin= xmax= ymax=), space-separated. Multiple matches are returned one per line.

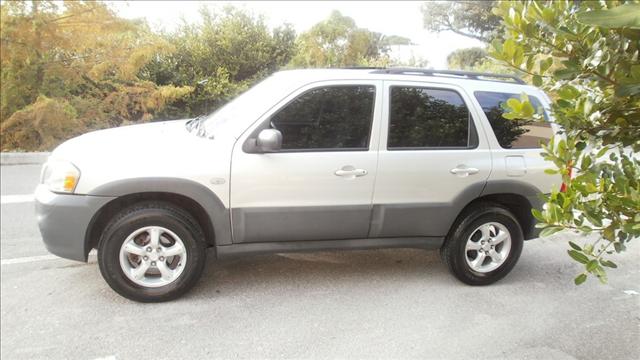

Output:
xmin=256 ymin=129 xmax=282 ymax=153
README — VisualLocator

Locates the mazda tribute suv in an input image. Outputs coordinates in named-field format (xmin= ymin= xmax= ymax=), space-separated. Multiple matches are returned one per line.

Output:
xmin=35 ymin=68 xmax=558 ymax=302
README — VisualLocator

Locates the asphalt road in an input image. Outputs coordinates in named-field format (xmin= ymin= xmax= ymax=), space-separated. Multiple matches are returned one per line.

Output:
xmin=1 ymin=164 xmax=639 ymax=360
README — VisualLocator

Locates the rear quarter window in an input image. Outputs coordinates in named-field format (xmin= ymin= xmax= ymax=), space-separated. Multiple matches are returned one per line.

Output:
xmin=474 ymin=91 xmax=553 ymax=149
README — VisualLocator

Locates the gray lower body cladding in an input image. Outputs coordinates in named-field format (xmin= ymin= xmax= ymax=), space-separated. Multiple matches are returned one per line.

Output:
xmin=35 ymin=185 xmax=115 ymax=261
xmin=231 ymin=206 xmax=372 ymax=243
xmin=231 ymin=204 xmax=463 ymax=244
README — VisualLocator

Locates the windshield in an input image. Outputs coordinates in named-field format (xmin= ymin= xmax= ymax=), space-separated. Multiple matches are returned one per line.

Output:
xmin=203 ymin=74 xmax=291 ymax=137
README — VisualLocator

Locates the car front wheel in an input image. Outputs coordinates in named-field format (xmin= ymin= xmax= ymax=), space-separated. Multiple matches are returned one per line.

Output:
xmin=98 ymin=202 xmax=206 ymax=302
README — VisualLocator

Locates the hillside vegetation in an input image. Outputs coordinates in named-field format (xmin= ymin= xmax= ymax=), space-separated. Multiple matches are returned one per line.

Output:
xmin=0 ymin=2 xmax=408 ymax=151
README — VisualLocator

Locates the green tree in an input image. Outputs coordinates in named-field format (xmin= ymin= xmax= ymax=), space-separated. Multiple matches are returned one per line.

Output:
xmin=289 ymin=10 xmax=393 ymax=67
xmin=392 ymin=55 xmax=430 ymax=69
xmin=490 ymin=1 xmax=640 ymax=284
xmin=140 ymin=6 xmax=296 ymax=116
xmin=381 ymin=35 xmax=413 ymax=47
xmin=421 ymin=1 xmax=501 ymax=42
xmin=447 ymin=47 xmax=488 ymax=70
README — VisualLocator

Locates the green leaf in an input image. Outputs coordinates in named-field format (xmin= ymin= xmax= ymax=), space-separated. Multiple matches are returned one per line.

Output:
xmin=532 ymin=74 xmax=543 ymax=87
xmin=544 ymin=168 xmax=559 ymax=175
xmin=586 ymin=259 xmax=599 ymax=272
xmin=540 ymin=57 xmax=553 ymax=73
xmin=568 ymin=241 xmax=582 ymax=251
xmin=520 ymin=100 xmax=535 ymax=117
xmin=584 ymin=244 xmax=593 ymax=255
xmin=574 ymin=273 xmax=587 ymax=285
xmin=554 ymin=68 xmax=579 ymax=80
xmin=596 ymin=147 xmax=610 ymax=158
xmin=614 ymin=242 xmax=626 ymax=252
xmin=513 ymin=47 xmax=524 ymax=67
xmin=526 ymin=56 xmax=535 ymax=72
xmin=581 ymin=155 xmax=592 ymax=170
xmin=504 ymin=38 xmax=516 ymax=58
xmin=576 ymin=3 xmax=640 ymax=29
xmin=600 ymin=259 xmax=618 ymax=268
xmin=531 ymin=208 xmax=545 ymax=222
xmin=558 ymin=85 xmax=580 ymax=100
xmin=594 ymin=266 xmax=608 ymax=284
xmin=506 ymin=97 xmax=522 ymax=111
xmin=540 ymin=226 xmax=563 ymax=237
xmin=568 ymin=249 xmax=589 ymax=264
xmin=603 ymin=226 xmax=615 ymax=241
xmin=615 ymin=84 xmax=640 ymax=97
xmin=579 ymin=226 xmax=593 ymax=234
xmin=490 ymin=39 xmax=504 ymax=56
xmin=542 ymin=8 xmax=555 ymax=24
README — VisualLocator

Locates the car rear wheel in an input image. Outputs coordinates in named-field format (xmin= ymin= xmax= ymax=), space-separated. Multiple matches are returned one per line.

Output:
xmin=98 ymin=202 xmax=206 ymax=302
xmin=441 ymin=203 xmax=523 ymax=285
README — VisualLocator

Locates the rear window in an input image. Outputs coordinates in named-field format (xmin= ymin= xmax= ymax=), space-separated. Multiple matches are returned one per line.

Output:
xmin=474 ymin=91 xmax=553 ymax=149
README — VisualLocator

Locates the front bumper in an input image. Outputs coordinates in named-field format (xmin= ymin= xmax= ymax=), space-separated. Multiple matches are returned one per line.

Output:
xmin=35 ymin=185 xmax=115 ymax=261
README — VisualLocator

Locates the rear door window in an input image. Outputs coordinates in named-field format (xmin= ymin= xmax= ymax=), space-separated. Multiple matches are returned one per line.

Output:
xmin=388 ymin=87 xmax=478 ymax=149
xmin=474 ymin=91 xmax=553 ymax=149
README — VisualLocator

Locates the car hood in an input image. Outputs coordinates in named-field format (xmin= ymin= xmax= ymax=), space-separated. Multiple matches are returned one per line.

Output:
xmin=49 ymin=119 xmax=236 ymax=194
xmin=52 ymin=119 xmax=195 ymax=160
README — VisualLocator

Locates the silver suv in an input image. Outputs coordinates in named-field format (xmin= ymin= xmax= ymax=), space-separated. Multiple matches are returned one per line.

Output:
xmin=35 ymin=68 xmax=559 ymax=302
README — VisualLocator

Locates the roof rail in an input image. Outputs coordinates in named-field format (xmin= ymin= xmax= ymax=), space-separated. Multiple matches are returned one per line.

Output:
xmin=330 ymin=66 xmax=387 ymax=70
xmin=370 ymin=68 xmax=526 ymax=84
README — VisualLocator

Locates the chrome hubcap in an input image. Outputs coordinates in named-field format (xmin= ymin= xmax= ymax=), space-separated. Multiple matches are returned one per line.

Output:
xmin=119 ymin=226 xmax=187 ymax=288
xmin=465 ymin=222 xmax=511 ymax=273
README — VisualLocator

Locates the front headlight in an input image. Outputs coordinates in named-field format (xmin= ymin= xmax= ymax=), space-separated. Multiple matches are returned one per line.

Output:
xmin=41 ymin=160 xmax=81 ymax=193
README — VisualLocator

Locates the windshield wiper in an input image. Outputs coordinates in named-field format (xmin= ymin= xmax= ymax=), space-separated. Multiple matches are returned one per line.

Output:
xmin=185 ymin=115 xmax=203 ymax=131
xmin=185 ymin=115 xmax=208 ymax=137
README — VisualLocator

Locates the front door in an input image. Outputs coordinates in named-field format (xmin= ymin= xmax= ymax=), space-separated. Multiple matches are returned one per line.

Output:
xmin=230 ymin=81 xmax=382 ymax=243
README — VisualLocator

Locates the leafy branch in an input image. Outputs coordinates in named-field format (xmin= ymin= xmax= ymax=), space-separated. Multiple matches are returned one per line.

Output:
xmin=491 ymin=1 xmax=640 ymax=285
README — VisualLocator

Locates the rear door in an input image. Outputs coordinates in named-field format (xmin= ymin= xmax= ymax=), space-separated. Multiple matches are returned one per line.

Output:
xmin=370 ymin=81 xmax=492 ymax=238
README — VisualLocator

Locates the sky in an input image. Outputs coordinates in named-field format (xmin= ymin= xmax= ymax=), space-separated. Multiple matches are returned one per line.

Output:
xmin=109 ymin=1 xmax=485 ymax=69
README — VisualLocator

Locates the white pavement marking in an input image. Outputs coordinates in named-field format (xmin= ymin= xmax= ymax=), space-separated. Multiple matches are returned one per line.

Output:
xmin=1 ymin=194 xmax=34 ymax=204
xmin=1 ymin=250 xmax=97 ymax=266
xmin=1 ymin=254 xmax=59 ymax=265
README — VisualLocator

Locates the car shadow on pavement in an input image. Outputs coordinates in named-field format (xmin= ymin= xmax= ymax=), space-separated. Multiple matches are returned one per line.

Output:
xmin=186 ymin=248 xmax=451 ymax=299
xmin=61 ymin=241 xmax=579 ymax=303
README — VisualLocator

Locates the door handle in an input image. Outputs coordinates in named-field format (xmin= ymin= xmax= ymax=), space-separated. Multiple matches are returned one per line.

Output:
xmin=335 ymin=167 xmax=368 ymax=177
xmin=450 ymin=166 xmax=479 ymax=177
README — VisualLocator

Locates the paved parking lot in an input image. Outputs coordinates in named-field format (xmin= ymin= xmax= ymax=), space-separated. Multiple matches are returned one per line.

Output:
xmin=1 ymin=164 xmax=639 ymax=360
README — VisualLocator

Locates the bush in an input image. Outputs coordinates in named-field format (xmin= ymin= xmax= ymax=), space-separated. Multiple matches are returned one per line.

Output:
xmin=1 ymin=96 xmax=82 ymax=151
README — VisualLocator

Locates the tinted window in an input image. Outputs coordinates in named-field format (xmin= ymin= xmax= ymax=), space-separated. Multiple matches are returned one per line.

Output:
xmin=474 ymin=91 xmax=553 ymax=149
xmin=270 ymin=85 xmax=375 ymax=150
xmin=388 ymin=87 xmax=476 ymax=149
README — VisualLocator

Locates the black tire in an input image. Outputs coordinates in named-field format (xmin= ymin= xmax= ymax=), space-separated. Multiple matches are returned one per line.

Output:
xmin=441 ymin=202 xmax=523 ymax=286
xmin=98 ymin=201 xmax=206 ymax=302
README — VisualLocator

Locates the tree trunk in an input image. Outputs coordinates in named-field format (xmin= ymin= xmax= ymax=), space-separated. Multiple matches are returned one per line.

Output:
xmin=32 ymin=0 xmax=44 ymax=95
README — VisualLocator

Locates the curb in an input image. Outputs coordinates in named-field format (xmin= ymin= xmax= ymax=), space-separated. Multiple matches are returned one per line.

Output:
xmin=0 ymin=152 xmax=50 ymax=165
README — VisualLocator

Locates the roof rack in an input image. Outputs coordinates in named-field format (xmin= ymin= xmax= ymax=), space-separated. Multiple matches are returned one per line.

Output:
xmin=370 ymin=68 xmax=526 ymax=84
